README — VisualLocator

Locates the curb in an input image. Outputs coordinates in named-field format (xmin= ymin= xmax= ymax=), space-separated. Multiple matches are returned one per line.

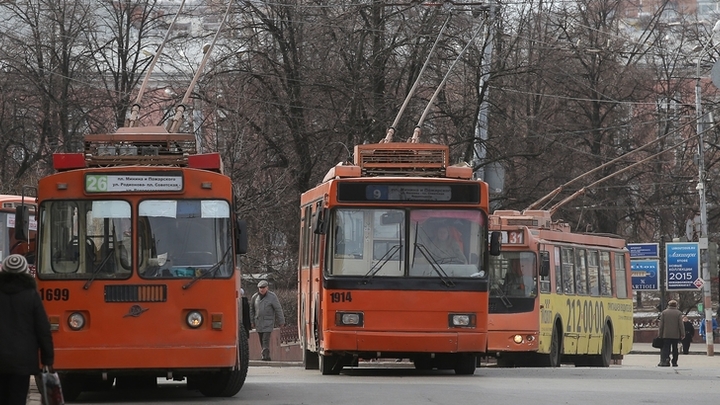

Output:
xmin=28 ymin=376 xmax=41 ymax=405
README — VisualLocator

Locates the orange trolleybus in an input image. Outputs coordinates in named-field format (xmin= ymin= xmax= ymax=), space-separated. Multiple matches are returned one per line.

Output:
xmin=487 ymin=210 xmax=633 ymax=367
xmin=298 ymin=142 xmax=501 ymax=375
xmin=0 ymin=194 xmax=36 ymax=263
xmin=15 ymin=127 xmax=249 ymax=399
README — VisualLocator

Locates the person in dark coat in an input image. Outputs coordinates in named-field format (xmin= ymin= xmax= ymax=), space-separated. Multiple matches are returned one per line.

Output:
xmin=250 ymin=280 xmax=285 ymax=361
xmin=681 ymin=316 xmax=695 ymax=355
xmin=657 ymin=299 xmax=684 ymax=367
xmin=0 ymin=254 xmax=54 ymax=405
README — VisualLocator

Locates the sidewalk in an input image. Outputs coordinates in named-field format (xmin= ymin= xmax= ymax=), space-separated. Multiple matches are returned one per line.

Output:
xmin=27 ymin=376 xmax=41 ymax=405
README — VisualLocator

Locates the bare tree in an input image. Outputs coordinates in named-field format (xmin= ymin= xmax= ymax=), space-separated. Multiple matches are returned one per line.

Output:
xmin=0 ymin=0 xmax=96 ymax=188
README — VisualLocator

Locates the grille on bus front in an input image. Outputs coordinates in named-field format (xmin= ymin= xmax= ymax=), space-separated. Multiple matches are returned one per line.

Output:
xmin=105 ymin=285 xmax=167 ymax=303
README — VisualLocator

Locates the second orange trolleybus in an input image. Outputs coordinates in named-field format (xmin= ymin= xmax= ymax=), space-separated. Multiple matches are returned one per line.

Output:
xmin=298 ymin=142 xmax=500 ymax=375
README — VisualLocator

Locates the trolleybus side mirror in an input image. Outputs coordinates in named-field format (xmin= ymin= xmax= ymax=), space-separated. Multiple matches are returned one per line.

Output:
xmin=14 ymin=205 xmax=30 ymax=242
xmin=314 ymin=208 xmax=329 ymax=235
xmin=539 ymin=251 xmax=550 ymax=277
xmin=489 ymin=231 xmax=501 ymax=256
xmin=235 ymin=219 xmax=248 ymax=255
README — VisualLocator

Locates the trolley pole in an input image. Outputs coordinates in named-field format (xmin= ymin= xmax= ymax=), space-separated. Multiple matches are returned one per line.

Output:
xmin=695 ymin=30 xmax=716 ymax=355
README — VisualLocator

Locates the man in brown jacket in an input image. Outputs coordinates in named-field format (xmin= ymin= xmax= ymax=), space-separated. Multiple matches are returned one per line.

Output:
xmin=657 ymin=299 xmax=684 ymax=367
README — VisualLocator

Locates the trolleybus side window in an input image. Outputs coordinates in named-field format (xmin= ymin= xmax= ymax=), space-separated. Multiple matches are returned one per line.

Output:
xmin=614 ymin=253 xmax=628 ymax=298
xmin=587 ymin=250 xmax=600 ymax=296
xmin=138 ymin=199 xmax=232 ymax=279
xmin=539 ymin=250 xmax=551 ymax=293
xmin=574 ymin=248 xmax=588 ymax=295
xmin=302 ymin=206 xmax=311 ymax=268
xmin=561 ymin=247 xmax=575 ymax=294
xmin=599 ymin=251 xmax=612 ymax=296
xmin=312 ymin=207 xmax=321 ymax=266
xmin=554 ymin=246 xmax=562 ymax=294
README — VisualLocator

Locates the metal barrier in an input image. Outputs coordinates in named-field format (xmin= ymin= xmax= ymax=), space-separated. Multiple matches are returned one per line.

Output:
xmin=279 ymin=325 xmax=299 ymax=344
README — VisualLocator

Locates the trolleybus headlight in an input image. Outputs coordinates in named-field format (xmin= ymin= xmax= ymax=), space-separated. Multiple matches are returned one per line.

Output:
xmin=335 ymin=312 xmax=363 ymax=326
xmin=513 ymin=334 xmax=524 ymax=344
xmin=449 ymin=313 xmax=476 ymax=328
xmin=186 ymin=311 xmax=204 ymax=328
xmin=68 ymin=312 xmax=86 ymax=331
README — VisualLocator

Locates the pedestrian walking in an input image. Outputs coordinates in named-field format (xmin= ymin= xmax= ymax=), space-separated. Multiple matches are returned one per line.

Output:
xmin=681 ymin=316 xmax=695 ymax=355
xmin=250 ymin=280 xmax=285 ymax=361
xmin=657 ymin=299 xmax=684 ymax=367
xmin=0 ymin=254 xmax=54 ymax=405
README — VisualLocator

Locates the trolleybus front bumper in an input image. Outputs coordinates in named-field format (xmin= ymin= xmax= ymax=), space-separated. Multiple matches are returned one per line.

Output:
xmin=324 ymin=330 xmax=487 ymax=353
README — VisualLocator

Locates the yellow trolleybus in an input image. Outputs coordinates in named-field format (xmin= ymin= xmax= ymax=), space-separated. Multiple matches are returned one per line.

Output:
xmin=487 ymin=210 xmax=633 ymax=367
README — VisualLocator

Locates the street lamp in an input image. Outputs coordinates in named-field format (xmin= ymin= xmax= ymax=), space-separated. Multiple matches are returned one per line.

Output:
xmin=694 ymin=19 xmax=720 ymax=356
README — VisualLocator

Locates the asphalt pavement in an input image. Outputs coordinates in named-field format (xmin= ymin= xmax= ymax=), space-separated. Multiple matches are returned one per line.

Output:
xmin=25 ymin=343 xmax=720 ymax=404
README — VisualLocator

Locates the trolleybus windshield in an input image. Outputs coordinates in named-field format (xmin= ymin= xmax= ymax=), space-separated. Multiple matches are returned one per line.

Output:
xmin=489 ymin=251 xmax=537 ymax=298
xmin=38 ymin=200 xmax=131 ymax=279
xmin=36 ymin=199 xmax=233 ymax=280
xmin=329 ymin=208 xmax=487 ymax=279
xmin=138 ymin=199 xmax=232 ymax=279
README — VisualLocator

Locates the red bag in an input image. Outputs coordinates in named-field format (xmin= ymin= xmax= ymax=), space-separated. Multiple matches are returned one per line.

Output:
xmin=38 ymin=369 xmax=65 ymax=405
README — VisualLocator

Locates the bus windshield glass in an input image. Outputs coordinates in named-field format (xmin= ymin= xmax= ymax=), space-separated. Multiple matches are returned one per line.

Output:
xmin=139 ymin=199 xmax=232 ymax=279
xmin=329 ymin=208 xmax=487 ymax=278
xmin=489 ymin=251 xmax=537 ymax=298
xmin=38 ymin=200 xmax=132 ymax=279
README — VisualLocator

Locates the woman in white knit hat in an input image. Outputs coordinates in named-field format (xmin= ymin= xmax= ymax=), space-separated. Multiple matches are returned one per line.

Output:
xmin=0 ymin=254 xmax=54 ymax=405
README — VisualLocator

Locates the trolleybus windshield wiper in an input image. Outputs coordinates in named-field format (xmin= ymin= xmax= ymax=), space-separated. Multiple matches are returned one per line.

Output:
xmin=491 ymin=285 xmax=513 ymax=308
xmin=414 ymin=243 xmax=454 ymax=287
xmin=361 ymin=244 xmax=402 ymax=283
xmin=182 ymin=246 xmax=233 ymax=290
xmin=83 ymin=248 xmax=116 ymax=290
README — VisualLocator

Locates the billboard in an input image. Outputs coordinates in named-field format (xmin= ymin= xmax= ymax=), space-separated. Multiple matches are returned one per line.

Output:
xmin=665 ymin=242 xmax=702 ymax=291
xmin=631 ymin=259 xmax=659 ymax=291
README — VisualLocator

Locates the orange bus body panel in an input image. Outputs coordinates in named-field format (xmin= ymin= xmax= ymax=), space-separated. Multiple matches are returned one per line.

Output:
xmin=44 ymin=280 xmax=237 ymax=370
xmin=320 ymin=290 xmax=487 ymax=353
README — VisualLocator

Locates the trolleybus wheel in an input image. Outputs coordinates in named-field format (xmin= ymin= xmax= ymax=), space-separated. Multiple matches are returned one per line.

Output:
xmin=319 ymin=354 xmax=343 ymax=375
xmin=596 ymin=325 xmax=613 ymax=367
xmin=495 ymin=355 xmax=515 ymax=368
xmin=453 ymin=353 xmax=477 ymax=375
xmin=413 ymin=355 xmax=433 ymax=370
xmin=548 ymin=325 xmax=562 ymax=368
xmin=81 ymin=374 xmax=114 ymax=391
xmin=303 ymin=324 xmax=320 ymax=370
xmin=58 ymin=373 xmax=83 ymax=402
xmin=304 ymin=349 xmax=319 ymax=370
xmin=197 ymin=323 xmax=249 ymax=397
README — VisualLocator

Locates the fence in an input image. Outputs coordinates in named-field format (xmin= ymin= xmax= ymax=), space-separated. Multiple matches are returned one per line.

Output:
xmin=634 ymin=315 xmax=717 ymax=343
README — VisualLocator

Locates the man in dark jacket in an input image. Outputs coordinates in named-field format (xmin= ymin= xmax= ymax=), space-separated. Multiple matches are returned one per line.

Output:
xmin=0 ymin=254 xmax=54 ymax=405
xmin=657 ymin=299 xmax=684 ymax=367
